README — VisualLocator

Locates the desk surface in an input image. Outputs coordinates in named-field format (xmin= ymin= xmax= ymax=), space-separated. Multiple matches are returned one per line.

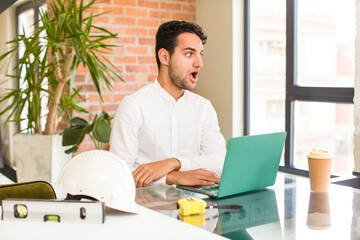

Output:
xmin=135 ymin=172 xmax=360 ymax=239
xmin=1 ymin=204 xmax=225 ymax=240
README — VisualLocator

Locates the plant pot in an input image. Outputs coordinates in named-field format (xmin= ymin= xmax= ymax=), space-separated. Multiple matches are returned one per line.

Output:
xmin=13 ymin=134 xmax=71 ymax=185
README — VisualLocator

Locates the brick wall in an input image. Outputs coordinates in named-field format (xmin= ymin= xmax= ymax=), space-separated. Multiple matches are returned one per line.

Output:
xmin=75 ymin=0 xmax=196 ymax=152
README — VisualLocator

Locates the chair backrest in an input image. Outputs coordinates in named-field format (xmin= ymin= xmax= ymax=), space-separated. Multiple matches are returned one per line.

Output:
xmin=0 ymin=181 xmax=56 ymax=203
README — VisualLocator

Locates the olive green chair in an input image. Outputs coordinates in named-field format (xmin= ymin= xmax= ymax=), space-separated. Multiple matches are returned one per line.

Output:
xmin=0 ymin=181 xmax=57 ymax=203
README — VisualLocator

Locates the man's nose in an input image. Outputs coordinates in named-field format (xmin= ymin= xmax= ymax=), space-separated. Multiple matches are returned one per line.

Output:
xmin=194 ymin=54 xmax=203 ymax=69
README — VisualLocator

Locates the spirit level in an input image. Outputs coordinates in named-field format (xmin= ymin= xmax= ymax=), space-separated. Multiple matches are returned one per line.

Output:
xmin=2 ymin=199 xmax=105 ymax=224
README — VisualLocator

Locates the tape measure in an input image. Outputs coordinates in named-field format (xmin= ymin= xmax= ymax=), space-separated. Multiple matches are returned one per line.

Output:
xmin=177 ymin=197 xmax=243 ymax=216
xmin=177 ymin=198 xmax=207 ymax=216
xmin=2 ymin=199 xmax=105 ymax=224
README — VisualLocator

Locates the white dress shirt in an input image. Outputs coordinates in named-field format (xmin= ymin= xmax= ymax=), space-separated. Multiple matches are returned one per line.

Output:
xmin=109 ymin=80 xmax=226 ymax=184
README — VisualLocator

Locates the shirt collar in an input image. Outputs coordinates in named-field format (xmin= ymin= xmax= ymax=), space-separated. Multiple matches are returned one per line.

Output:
xmin=154 ymin=79 xmax=188 ymax=103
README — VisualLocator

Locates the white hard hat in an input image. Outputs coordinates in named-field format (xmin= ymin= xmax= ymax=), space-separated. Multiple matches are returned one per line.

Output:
xmin=55 ymin=150 xmax=139 ymax=213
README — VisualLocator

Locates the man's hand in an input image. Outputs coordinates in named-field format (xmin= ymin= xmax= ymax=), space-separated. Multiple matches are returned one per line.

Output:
xmin=165 ymin=169 xmax=220 ymax=186
xmin=133 ymin=158 xmax=181 ymax=188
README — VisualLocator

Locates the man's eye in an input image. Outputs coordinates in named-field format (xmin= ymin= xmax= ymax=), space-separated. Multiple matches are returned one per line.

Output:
xmin=185 ymin=52 xmax=192 ymax=57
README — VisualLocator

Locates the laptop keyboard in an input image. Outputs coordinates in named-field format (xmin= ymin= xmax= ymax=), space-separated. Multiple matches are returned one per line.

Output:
xmin=198 ymin=185 xmax=219 ymax=192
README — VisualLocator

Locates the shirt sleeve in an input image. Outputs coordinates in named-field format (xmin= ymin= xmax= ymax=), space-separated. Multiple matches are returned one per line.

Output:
xmin=175 ymin=100 xmax=227 ymax=177
xmin=109 ymin=96 xmax=141 ymax=172
xmin=109 ymin=96 xmax=168 ymax=185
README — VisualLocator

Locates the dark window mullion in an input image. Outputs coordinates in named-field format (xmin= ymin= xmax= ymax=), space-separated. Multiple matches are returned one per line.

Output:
xmin=244 ymin=0 xmax=250 ymax=136
xmin=285 ymin=0 xmax=297 ymax=168
xmin=288 ymin=86 xmax=354 ymax=102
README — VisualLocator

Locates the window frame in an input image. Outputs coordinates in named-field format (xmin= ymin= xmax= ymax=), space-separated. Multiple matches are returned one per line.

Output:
xmin=244 ymin=0 xmax=355 ymax=177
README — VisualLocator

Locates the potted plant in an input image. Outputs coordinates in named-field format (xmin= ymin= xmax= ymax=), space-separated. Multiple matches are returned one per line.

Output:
xmin=0 ymin=0 xmax=122 ymax=183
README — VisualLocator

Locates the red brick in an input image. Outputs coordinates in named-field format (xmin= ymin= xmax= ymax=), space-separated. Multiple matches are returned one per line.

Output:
xmin=114 ymin=0 xmax=136 ymax=6
xmin=183 ymin=4 xmax=196 ymax=12
xmin=114 ymin=65 xmax=125 ymax=72
xmin=93 ymin=15 xmax=110 ymax=24
xmin=113 ymin=84 xmax=126 ymax=92
xmin=138 ymin=18 xmax=160 ymax=27
xmin=125 ymin=27 xmax=148 ymax=36
xmin=114 ymin=17 xmax=136 ymax=25
xmin=169 ymin=0 xmax=195 ymax=2
xmin=148 ymin=29 xmax=158 ymax=37
xmin=138 ymin=56 xmax=156 ymax=64
xmin=73 ymin=94 xmax=86 ymax=102
xmin=75 ymin=74 xmax=86 ymax=82
xmin=126 ymin=65 xmax=147 ymax=73
xmin=114 ymin=94 xmax=126 ymax=101
xmin=122 ymin=74 xmax=137 ymax=82
xmin=160 ymin=3 xmax=181 ymax=11
xmin=76 ymin=65 xmax=88 ymax=73
xmin=89 ymin=94 xmax=101 ymax=102
xmin=126 ymin=46 xmax=148 ymax=54
xmin=138 ymin=0 xmax=159 ymax=9
xmin=103 ymin=6 xmax=124 ymax=15
xmin=90 ymin=105 xmax=100 ymax=112
xmin=139 ymin=37 xmax=155 ymax=45
xmin=114 ymin=56 xmax=137 ymax=64
xmin=89 ymin=94 xmax=112 ymax=102
xmin=115 ymin=37 xmax=136 ymax=44
xmin=106 ymin=27 xmax=124 ymax=35
xmin=102 ymin=104 xmax=119 ymax=112
xmin=125 ymin=8 xmax=148 ymax=17
xmin=125 ymin=83 xmax=148 ymax=92
xmin=79 ymin=84 xmax=97 ymax=92
xmin=149 ymin=10 xmax=171 ymax=19
xmin=171 ymin=12 xmax=195 ymax=21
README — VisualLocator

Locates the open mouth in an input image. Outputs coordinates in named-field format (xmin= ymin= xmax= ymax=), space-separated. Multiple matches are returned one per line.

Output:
xmin=190 ymin=71 xmax=199 ymax=81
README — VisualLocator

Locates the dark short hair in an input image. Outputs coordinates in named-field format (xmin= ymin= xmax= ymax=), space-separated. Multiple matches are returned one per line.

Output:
xmin=155 ymin=20 xmax=207 ymax=68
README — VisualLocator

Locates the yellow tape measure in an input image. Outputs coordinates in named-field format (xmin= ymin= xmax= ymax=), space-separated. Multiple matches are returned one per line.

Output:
xmin=177 ymin=197 xmax=243 ymax=216
xmin=177 ymin=198 xmax=207 ymax=216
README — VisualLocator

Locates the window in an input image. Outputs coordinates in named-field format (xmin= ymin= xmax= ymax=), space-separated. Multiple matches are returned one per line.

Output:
xmin=16 ymin=1 xmax=46 ymax=132
xmin=245 ymin=0 xmax=355 ymax=176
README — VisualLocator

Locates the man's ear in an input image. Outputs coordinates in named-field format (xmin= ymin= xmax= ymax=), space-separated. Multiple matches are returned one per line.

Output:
xmin=158 ymin=48 xmax=170 ymax=66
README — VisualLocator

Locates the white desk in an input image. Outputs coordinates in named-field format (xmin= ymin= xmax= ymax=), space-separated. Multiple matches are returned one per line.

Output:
xmin=0 ymin=205 xmax=225 ymax=240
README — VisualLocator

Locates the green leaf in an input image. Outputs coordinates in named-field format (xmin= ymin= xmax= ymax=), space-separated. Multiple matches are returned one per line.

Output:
xmin=62 ymin=127 xmax=87 ymax=146
xmin=70 ymin=117 xmax=89 ymax=127
xmin=93 ymin=118 xmax=111 ymax=143
xmin=65 ymin=146 xmax=79 ymax=154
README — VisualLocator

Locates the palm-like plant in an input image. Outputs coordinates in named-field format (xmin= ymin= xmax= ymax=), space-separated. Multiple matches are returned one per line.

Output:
xmin=0 ymin=0 xmax=122 ymax=135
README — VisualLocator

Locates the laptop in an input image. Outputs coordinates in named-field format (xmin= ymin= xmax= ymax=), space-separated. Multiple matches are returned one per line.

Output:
xmin=177 ymin=132 xmax=287 ymax=198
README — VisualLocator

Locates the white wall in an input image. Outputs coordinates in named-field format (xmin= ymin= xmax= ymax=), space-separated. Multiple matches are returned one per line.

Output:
xmin=0 ymin=5 xmax=17 ymax=166
xmin=354 ymin=0 xmax=360 ymax=173
xmin=196 ymin=0 xmax=244 ymax=143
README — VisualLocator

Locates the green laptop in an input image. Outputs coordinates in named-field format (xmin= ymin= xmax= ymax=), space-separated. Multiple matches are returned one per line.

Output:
xmin=177 ymin=132 xmax=287 ymax=198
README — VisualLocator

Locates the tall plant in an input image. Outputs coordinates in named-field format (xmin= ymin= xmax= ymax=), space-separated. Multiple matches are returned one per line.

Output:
xmin=0 ymin=0 xmax=122 ymax=134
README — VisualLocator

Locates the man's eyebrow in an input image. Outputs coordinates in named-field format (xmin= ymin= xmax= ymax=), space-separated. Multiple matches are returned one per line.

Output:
xmin=182 ymin=47 xmax=204 ymax=53
xmin=182 ymin=47 xmax=197 ymax=52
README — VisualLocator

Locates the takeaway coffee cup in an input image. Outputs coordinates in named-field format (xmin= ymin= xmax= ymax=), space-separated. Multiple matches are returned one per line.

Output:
xmin=307 ymin=149 xmax=332 ymax=192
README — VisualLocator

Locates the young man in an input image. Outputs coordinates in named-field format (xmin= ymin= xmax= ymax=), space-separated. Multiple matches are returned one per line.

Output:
xmin=109 ymin=20 xmax=226 ymax=188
